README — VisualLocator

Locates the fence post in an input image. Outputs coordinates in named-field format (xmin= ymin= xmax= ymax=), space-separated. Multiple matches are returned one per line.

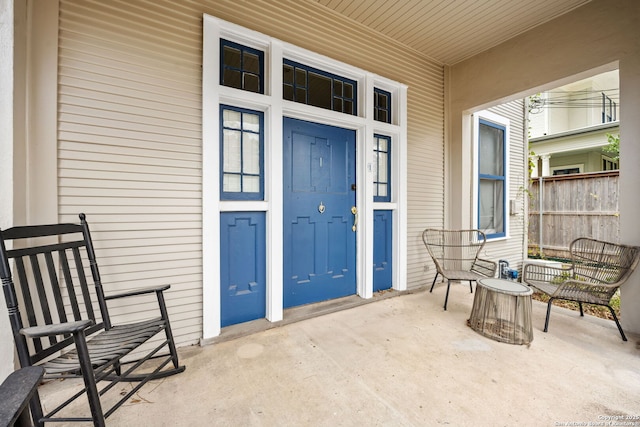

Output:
xmin=539 ymin=176 xmax=544 ymax=256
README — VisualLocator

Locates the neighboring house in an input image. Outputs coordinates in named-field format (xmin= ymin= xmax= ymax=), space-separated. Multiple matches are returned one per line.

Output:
xmin=528 ymin=71 xmax=620 ymax=177
xmin=2 ymin=0 xmax=640 ymax=380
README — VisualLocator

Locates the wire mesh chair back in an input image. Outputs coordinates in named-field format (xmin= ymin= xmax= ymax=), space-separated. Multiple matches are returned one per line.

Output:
xmin=422 ymin=229 xmax=487 ymax=272
xmin=570 ymin=237 xmax=640 ymax=292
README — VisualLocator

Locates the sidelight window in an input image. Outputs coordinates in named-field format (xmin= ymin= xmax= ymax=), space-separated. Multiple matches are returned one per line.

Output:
xmin=220 ymin=105 xmax=264 ymax=200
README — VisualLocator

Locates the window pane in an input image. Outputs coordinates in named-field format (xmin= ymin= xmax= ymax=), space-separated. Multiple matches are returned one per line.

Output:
xmin=223 ymin=69 xmax=241 ymax=89
xmin=243 ymin=73 xmax=260 ymax=93
xmin=295 ymin=69 xmax=306 ymax=86
xmin=243 ymin=132 xmax=260 ymax=174
xmin=479 ymin=123 xmax=504 ymax=176
xmin=223 ymin=130 xmax=242 ymax=173
xmin=243 ymin=113 xmax=260 ymax=133
xmin=223 ymin=174 xmax=241 ymax=192
xmin=334 ymin=80 xmax=343 ymax=96
xmin=378 ymin=110 xmax=388 ymax=123
xmin=344 ymin=83 xmax=353 ymax=99
xmin=223 ymin=110 xmax=242 ymax=129
xmin=378 ymin=184 xmax=387 ymax=197
xmin=296 ymin=87 xmax=306 ymax=102
xmin=223 ymin=46 xmax=241 ymax=68
xmin=333 ymin=97 xmax=343 ymax=112
xmin=479 ymin=179 xmax=504 ymax=233
xmin=378 ymin=152 xmax=388 ymax=183
xmin=243 ymin=175 xmax=260 ymax=193
xmin=377 ymin=137 xmax=388 ymax=152
xmin=283 ymin=64 xmax=294 ymax=84
xmin=378 ymin=92 xmax=388 ymax=108
xmin=308 ymin=72 xmax=332 ymax=110
xmin=283 ymin=85 xmax=294 ymax=100
xmin=344 ymin=100 xmax=353 ymax=114
xmin=243 ymin=52 xmax=260 ymax=73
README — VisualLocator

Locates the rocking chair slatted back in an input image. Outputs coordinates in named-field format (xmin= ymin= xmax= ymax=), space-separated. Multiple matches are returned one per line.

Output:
xmin=1 ymin=223 xmax=106 ymax=366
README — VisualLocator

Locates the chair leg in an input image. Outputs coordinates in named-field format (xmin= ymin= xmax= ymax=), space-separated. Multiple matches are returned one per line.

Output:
xmin=157 ymin=290 xmax=181 ymax=369
xmin=608 ymin=305 xmax=627 ymax=341
xmin=429 ymin=273 xmax=439 ymax=293
xmin=544 ymin=298 xmax=554 ymax=332
xmin=443 ymin=280 xmax=451 ymax=311
xmin=73 ymin=332 xmax=106 ymax=427
xmin=578 ymin=302 xmax=584 ymax=317
xmin=29 ymin=390 xmax=44 ymax=427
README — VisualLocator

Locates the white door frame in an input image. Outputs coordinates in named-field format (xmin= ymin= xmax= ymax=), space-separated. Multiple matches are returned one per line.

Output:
xmin=201 ymin=15 xmax=407 ymax=342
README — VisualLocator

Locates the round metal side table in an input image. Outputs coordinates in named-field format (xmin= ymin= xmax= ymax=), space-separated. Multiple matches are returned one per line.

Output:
xmin=469 ymin=278 xmax=533 ymax=345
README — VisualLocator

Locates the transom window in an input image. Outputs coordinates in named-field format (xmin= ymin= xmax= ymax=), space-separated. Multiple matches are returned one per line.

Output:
xmin=220 ymin=39 xmax=264 ymax=93
xmin=283 ymin=59 xmax=357 ymax=115
xmin=374 ymin=88 xmax=391 ymax=123
xmin=478 ymin=119 xmax=506 ymax=239
xmin=220 ymin=105 xmax=264 ymax=200
xmin=373 ymin=135 xmax=391 ymax=202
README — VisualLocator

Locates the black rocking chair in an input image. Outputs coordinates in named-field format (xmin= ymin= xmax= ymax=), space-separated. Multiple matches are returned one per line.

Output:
xmin=0 ymin=214 xmax=185 ymax=426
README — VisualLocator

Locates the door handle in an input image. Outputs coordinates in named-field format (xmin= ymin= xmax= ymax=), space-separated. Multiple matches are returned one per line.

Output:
xmin=351 ymin=206 xmax=358 ymax=232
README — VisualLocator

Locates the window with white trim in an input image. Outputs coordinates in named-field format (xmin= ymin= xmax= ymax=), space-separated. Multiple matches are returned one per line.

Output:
xmin=220 ymin=105 xmax=264 ymax=200
xmin=374 ymin=88 xmax=391 ymax=123
xmin=282 ymin=59 xmax=357 ymax=115
xmin=373 ymin=134 xmax=391 ymax=202
xmin=477 ymin=117 xmax=507 ymax=239
xmin=220 ymin=39 xmax=264 ymax=93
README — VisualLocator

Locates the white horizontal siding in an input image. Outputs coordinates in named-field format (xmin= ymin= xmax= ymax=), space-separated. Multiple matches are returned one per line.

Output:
xmin=57 ymin=0 xmax=445 ymax=344
xmin=483 ymin=100 xmax=528 ymax=273
xmin=58 ymin=0 xmax=204 ymax=346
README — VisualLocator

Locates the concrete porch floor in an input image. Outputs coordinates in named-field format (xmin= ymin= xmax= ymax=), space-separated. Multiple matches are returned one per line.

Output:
xmin=39 ymin=284 xmax=640 ymax=426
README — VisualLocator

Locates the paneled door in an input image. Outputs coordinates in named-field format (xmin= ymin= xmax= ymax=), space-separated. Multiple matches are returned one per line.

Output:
xmin=283 ymin=118 xmax=357 ymax=308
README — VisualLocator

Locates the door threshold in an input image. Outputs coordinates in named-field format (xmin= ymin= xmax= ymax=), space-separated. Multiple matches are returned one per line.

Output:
xmin=205 ymin=286 xmax=427 ymax=346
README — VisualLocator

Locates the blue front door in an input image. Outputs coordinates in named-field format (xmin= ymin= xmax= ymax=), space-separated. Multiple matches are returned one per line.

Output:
xmin=283 ymin=118 xmax=357 ymax=308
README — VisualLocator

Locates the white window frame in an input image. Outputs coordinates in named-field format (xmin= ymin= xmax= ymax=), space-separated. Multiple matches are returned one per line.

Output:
xmin=472 ymin=111 xmax=510 ymax=241
xmin=202 ymin=15 xmax=408 ymax=341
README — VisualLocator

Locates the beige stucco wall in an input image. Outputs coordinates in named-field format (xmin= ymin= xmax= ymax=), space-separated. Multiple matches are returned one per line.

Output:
xmin=447 ymin=0 xmax=640 ymax=333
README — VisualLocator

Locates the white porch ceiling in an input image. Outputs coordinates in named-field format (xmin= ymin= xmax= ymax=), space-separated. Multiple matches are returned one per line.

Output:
xmin=310 ymin=0 xmax=592 ymax=65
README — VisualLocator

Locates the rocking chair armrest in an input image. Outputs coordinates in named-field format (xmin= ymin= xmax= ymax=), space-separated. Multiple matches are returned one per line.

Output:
xmin=0 ymin=366 xmax=45 ymax=427
xmin=20 ymin=319 xmax=94 ymax=339
xmin=104 ymin=284 xmax=171 ymax=301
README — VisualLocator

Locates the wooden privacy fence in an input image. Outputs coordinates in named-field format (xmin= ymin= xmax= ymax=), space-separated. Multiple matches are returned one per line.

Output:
xmin=528 ymin=170 xmax=619 ymax=259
